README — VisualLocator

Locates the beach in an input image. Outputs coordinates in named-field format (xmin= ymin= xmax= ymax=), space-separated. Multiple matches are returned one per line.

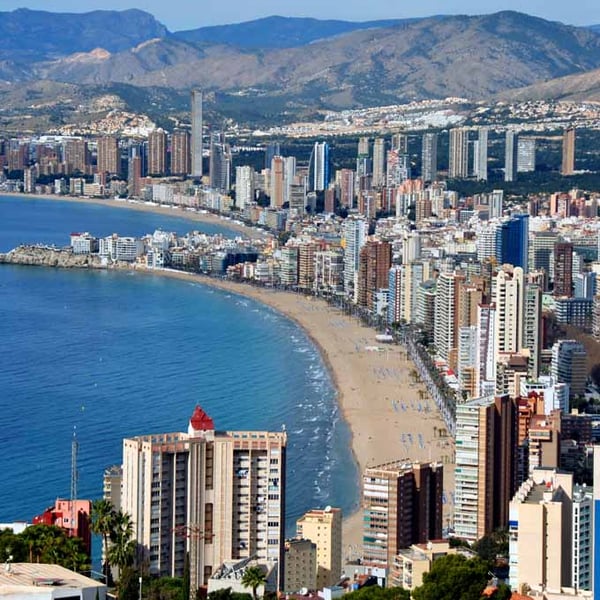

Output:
xmin=2 ymin=192 xmax=455 ymax=554
xmin=140 ymin=268 xmax=455 ymax=554
xmin=0 ymin=192 xmax=266 ymax=239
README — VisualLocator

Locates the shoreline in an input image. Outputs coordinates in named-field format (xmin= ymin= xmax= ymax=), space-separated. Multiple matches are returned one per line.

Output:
xmin=0 ymin=192 xmax=267 ymax=240
xmin=131 ymin=267 xmax=455 ymax=551
xmin=0 ymin=196 xmax=455 ymax=552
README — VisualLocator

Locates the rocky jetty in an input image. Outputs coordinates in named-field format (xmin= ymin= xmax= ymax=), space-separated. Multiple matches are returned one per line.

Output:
xmin=0 ymin=245 xmax=131 ymax=270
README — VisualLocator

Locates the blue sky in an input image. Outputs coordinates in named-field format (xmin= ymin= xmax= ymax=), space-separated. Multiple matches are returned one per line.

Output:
xmin=3 ymin=1 xmax=599 ymax=29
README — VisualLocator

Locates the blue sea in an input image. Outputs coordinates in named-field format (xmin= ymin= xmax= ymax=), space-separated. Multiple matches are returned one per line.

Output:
xmin=0 ymin=196 xmax=359 ymax=535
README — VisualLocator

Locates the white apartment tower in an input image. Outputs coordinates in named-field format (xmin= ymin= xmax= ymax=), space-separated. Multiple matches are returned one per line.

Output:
xmin=342 ymin=218 xmax=367 ymax=295
xmin=475 ymin=128 xmax=488 ymax=181
xmin=121 ymin=407 xmax=286 ymax=592
xmin=235 ymin=166 xmax=255 ymax=209
xmin=494 ymin=266 xmax=525 ymax=358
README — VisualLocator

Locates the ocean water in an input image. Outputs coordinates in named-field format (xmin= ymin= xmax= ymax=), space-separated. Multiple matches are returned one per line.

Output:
xmin=0 ymin=196 xmax=359 ymax=534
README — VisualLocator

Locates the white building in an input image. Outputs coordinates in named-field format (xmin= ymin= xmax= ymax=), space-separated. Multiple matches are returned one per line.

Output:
xmin=99 ymin=235 xmax=144 ymax=262
xmin=70 ymin=232 xmax=98 ymax=254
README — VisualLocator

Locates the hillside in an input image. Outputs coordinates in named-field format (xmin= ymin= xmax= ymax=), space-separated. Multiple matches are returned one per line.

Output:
xmin=498 ymin=67 xmax=600 ymax=102
xmin=32 ymin=12 xmax=600 ymax=110
xmin=173 ymin=15 xmax=431 ymax=48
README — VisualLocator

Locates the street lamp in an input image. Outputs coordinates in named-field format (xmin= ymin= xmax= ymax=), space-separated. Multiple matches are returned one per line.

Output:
xmin=138 ymin=575 xmax=142 ymax=600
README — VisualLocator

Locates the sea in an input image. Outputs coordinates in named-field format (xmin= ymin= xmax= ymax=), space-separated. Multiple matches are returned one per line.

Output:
xmin=0 ymin=196 xmax=359 ymax=538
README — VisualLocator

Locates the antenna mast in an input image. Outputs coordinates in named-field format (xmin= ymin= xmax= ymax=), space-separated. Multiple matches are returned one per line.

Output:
xmin=70 ymin=427 xmax=79 ymax=530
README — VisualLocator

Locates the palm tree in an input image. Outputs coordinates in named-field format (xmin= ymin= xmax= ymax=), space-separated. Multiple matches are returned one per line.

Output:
xmin=108 ymin=510 xmax=136 ymax=577
xmin=91 ymin=499 xmax=116 ymax=583
xmin=241 ymin=565 xmax=266 ymax=600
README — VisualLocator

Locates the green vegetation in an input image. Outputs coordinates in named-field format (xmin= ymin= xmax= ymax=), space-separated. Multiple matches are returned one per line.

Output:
xmin=90 ymin=499 xmax=136 ymax=584
xmin=240 ymin=565 xmax=267 ymax=600
xmin=0 ymin=524 xmax=89 ymax=572
xmin=411 ymin=554 xmax=492 ymax=600
xmin=345 ymin=585 xmax=410 ymax=600
xmin=207 ymin=589 xmax=252 ymax=600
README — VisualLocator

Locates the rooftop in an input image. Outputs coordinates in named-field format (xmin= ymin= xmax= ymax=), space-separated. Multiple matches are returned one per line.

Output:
xmin=0 ymin=563 xmax=104 ymax=592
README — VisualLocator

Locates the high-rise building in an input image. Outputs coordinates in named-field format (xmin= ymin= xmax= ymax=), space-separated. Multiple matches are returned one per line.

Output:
xmin=391 ymin=133 xmax=408 ymax=154
xmin=362 ymin=461 xmax=443 ymax=572
xmin=497 ymin=214 xmax=529 ymax=271
xmin=296 ymin=507 xmax=342 ymax=589
xmin=372 ymin=138 xmax=386 ymax=187
xmin=551 ymin=340 xmax=587 ymax=398
xmin=336 ymin=169 xmax=355 ymax=208
xmin=517 ymin=137 xmax=536 ymax=172
xmin=235 ymin=166 xmax=255 ymax=209
xmin=357 ymin=240 xmax=392 ymax=311
xmin=421 ymin=133 xmax=438 ymax=182
xmin=209 ymin=132 xmax=231 ymax=191
xmin=454 ymin=395 xmax=517 ymax=541
xmin=433 ymin=271 xmax=465 ymax=364
xmin=63 ymin=139 xmax=88 ymax=175
xmin=120 ymin=406 xmax=286 ymax=591
xmin=553 ymin=241 xmax=574 ymax=297
xmin=148 ymin=129 xmax=167 ymax=176
xmin=477 ymin=304 xmax=497 ymax=397
xmin=97 ymin=136 xmax=120 ymax=175
xmin=509 ymin=468 xmax=588 ymax=593
xmin=504 ymin=131 xmax=518 ymax=182
xmin=191 ymin=90 xmax=203 ymax=178
xmin=309 ymin=142 xmax=330 ymax=192
xmin=342 ymin=218 xmax=367 ymax=295
xmin=561 ymin=128 xmax=576 ymax=176
xmin=475 ymin=128 xmax=488 ymax=181
xmin=523 ymin=284 xmax=542 ymax=379
xmin=494 ymin=266 xmax=525 ymax=358
xmin=270 ymin=156 xmax=285 ymax=208
xmin=171 ymin=130 xmax=191 ymax=176
xmin=448 ymin=128 xmax=469 ymax=179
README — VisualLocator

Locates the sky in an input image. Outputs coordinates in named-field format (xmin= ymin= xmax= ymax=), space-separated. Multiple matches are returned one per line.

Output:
xmin=2 ymin=0 xmax=599 ymax=30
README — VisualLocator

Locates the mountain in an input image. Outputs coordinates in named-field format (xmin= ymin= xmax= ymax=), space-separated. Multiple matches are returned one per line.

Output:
xmin=498 ymin=67 xmax=600 ymax=102
xmin=0 ymin=8 xmax=168 ymax=60
xmin=32 ymin=11 xmax=600 ymax=110
xmin=173 ymin=15 xmax=432 ymax=48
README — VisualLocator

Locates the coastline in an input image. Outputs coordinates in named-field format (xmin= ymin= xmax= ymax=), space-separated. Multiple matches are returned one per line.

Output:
xmin=0 ymin=192 xmax=267 ymax=240
xmin=0 ymin=194 xmax=455 ymax=553
xmin=132 ymin=267 xmax=455 ymax=552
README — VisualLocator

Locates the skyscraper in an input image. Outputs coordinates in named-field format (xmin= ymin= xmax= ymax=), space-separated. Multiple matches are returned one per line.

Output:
xmin=505 ymin=131 xmax=518 ymax=182
xmin=191 ymin=90 xmax=203 ymax=178
xmin=494 ymin=265 xmax=525 ymax=357
xmin=63 ymin=139 xmax=88 ymax=175
xmin=551 ymin=340 xmax=586 ymax=398
xmin=235 ymin=166 xmax=254 ymax=209
xmin=309 ymin=142 xmax=330 ymax=192
xmin=372 ymin=138 xmax=386 ymax=188
xmin=356 ymin=240 xmax=392 ymax=311
xmin=264 ymin=142 xmax=281 ymax=170
xmin=97 ymin=136 xmax=120 ymax=175
xmin=448 ymin=128 xmax=469 ymax=179
xmin=342 ymin=218 xmax=367 ymax=295
xmin=454 ymin=395 xmax=517 ymax=541
xmin=362 ymin=461 xmax=443 ymax=571
xmin=561 ymin=127 xmax=576 ymax=176
xmin=421 ymin=133 xmax=437 ymax=182
xmin=475 ymin=128 xmax=488 ymax=181
xmin=171 ymin=130 xmax=191 ymax=176
xmin=148 ymin=129 xmax=167 ymax=176
xmin=270 ymin=156 xmax=285 ymax=208
xmin=209 ymin=132 xmax=231 ymax=191
xmin=497 ymin=214 xmax=529 ymax=271
xmin=523 ymin=284 xmax=542 ymax=379
xmin=120 ymin=406 xmax=286 ymax=591
xmin=553 ymin=241 xmax=574 ymax=297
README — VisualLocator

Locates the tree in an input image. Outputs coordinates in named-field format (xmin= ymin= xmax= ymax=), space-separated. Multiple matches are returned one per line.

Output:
xmin=473 ymin=529 xmax=508 ymax=562
xmin=344 ymin=586 xmax=410 ymax=600
xmin=181 ymin=552 xmax=190 ymax=600
xmin=411 ymin=554 xmax=490 ymax=600
xmin=91 ymin=499 xmax=117 ymax=583
xmin=108 ymin=510 xmax=136 ymax=574
xmin=240 ymin=566 xmax=267 ymax=600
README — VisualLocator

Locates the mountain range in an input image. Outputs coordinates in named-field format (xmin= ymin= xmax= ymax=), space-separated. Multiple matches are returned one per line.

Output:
xmin=1 ymin=8 xmax=600 ymax=126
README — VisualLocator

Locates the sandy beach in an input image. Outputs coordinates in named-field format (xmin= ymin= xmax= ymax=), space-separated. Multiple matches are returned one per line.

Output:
xmin=136 ymin=268 xmax=455 ymax=555
xmin=0 ymin=192 xmax=266 ymax=240
xmin=2 ymin=192 xmax=455 ymax=555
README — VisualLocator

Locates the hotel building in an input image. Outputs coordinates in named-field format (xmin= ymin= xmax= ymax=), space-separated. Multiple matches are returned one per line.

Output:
xmin=119 ymin=406 xmax=286 ymax=592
